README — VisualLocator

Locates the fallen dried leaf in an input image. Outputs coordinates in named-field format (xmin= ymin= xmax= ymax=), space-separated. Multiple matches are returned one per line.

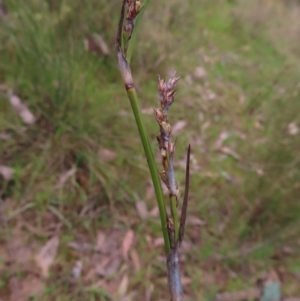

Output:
xmin=118 ymin=274 xmax=129 ymax=297
xmin=215 ymin=288 xmax=260 ymax=301
xmin=84 ymin=33 xmax=110 ymax=56
xmin=194 ymin=66 xmax=207 ymax=79
xmin=8 ymin=277 xmax=20 ymax=301
xmin=98 ymin=148 xmax=117 ymax=162
xmin=189 ymin=216 xmax=206 ymax=226
xmin=181 ymin=276 xmax=192 ymax=285
xmin=145 ymin=183 xmax=154 ymax=200
xmin=95 ymin=232 xmax=106 ymax=253
xmin=130 ymin=249 xmax=141 ymax=272
xmin=35 ymin=236 xmax=59 ymax=278
xmin=9 ymin=92 xmax=35 ymax=125
xmin=21 ymin=220 xmax=53 ymax=237
xmin=219 ymin=146 xmax=241 ymax=161
xmin=0 ymin=131 xmax=11 ymax=140
xmin=201 ymin=121 xmax=210 ymax=133
xmin=239 ymin=94 xmax=246 ymax=104
xmin=105 ymin=257 xmax=122 ymax=277
xmin=141 ymin=107 xmax=154 ymax=115
xmin=92 ymin=33 xmax=110 ymax=55
xmin=0 ymin=165 xmax=13 ymax=180
xmin=287 ymin=122 xmax=299 ymax=136
xmin=281 ymin=245 xmax=294 ymax=255
xmin=71 ymin=260 xmax=82 ymax=278
xmin=119 ymin=291 xmax=138 ymax=301
xmin=94 ymin=230 xmax=118 ymax=254
xmin=214 ymin=131 xmax=229 ymax=150
xmin=149 ymin=206 xmax=159 ymax=218
xmin=6 ymin=228 xmax=33 ymax=268
xmin=68 ymin=241 xmax=93 ymax=252
xmin=145 ymin=283 xmax=154 ymax=301
xmin=153 ymin=237 xmax=164 ymax=248
xmin=256 ymin=168 xmax=264 ymax=176
xmin=95 ymin=257 xmax=116 ymax=279
xmin=56 ymin=167 xmax=76 ymax=188
xmin=255 ymin=119 xmax=264 ymax=130
xmin=9 ymin=275 xmax=44 ymax=301
xmin=201 ymin=88 xmax=216 ymax=101
xmin=135 ymin=201 xmax=148 ymax=219
xmin=172 ymin=120 xmax=187 ymax=135
xmin=122 ymin=230 xmax=135 ymax=260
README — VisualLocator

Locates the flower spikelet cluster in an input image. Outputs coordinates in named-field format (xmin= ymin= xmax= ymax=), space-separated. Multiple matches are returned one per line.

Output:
xmin=124 ymin=0 xmax=141 ymax=37
xmin=154 ymin=73 xmax=180 ymax=201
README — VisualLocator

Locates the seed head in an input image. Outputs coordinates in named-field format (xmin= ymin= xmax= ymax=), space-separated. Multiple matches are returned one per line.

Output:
xmin=158 ymin=73 xmax=180 ymax=112
xmin=126 ymin=0 xmax=140 ymax=21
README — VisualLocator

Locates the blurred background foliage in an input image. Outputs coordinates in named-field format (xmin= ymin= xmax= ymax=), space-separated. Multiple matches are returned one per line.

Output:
xmin=0 ymin=0 xmax=300 ymax=300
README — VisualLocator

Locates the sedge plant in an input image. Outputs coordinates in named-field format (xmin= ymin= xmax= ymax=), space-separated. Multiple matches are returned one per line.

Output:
xmin=115 ymin=2 xmax=283 ymax=301
xmin=116 ymin=1 xmax=190 ymax=300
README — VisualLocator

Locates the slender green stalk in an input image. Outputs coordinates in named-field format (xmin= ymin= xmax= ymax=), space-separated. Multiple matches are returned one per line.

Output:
xmin=117 ymin=3 xmax=190 ymax=299
xmin=126 ymin=87 xmax=170 ymax=253
xmin=116 ymin=0 xmax=170 ymax=254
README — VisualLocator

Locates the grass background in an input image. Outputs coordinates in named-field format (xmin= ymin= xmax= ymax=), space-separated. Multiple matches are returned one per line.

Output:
xmin=1 ymin=0 xmax=300 ymax=300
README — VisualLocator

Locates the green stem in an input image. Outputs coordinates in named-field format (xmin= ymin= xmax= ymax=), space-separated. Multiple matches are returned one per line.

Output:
xmin=126 ymin=87 xmax=170 ymax=253
xmin=170 ymin=195 xmax=179 ymax=243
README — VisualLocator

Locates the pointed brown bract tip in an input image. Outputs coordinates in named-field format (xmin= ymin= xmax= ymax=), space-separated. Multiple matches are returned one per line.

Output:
xmin=153 ymin=107 xmax=165 ymax=123
xmin=178 ymin=143 xmax=191 ymax=245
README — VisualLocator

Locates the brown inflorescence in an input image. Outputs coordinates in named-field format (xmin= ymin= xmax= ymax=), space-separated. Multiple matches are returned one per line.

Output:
xmin=124 ymin=0 xmax=141 ymax=38
xmin=154 ymin=73 xmax=180 ymax=200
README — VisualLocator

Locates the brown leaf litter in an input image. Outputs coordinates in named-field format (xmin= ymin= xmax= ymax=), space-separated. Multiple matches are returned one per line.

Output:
xmin=0 ymin=228 xmax=48 ymax=300
xmin=122 ymin=230 xmax=135 ymax=260
xmin=34 ymin=236 xmax=59 ymax=278
xmin=135 ymin=200 xmax=149 ymax=219
xmin=8 ymin=275 xmax=44 ymax=301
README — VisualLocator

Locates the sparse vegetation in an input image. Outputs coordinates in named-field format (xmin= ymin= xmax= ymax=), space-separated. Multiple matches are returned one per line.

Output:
xmin=1 ymin=0 xmax=300 ymax=300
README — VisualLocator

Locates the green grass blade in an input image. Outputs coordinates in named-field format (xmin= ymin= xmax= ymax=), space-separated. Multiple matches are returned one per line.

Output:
xmin=126 ymin=0 xmax=150 ymax=63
